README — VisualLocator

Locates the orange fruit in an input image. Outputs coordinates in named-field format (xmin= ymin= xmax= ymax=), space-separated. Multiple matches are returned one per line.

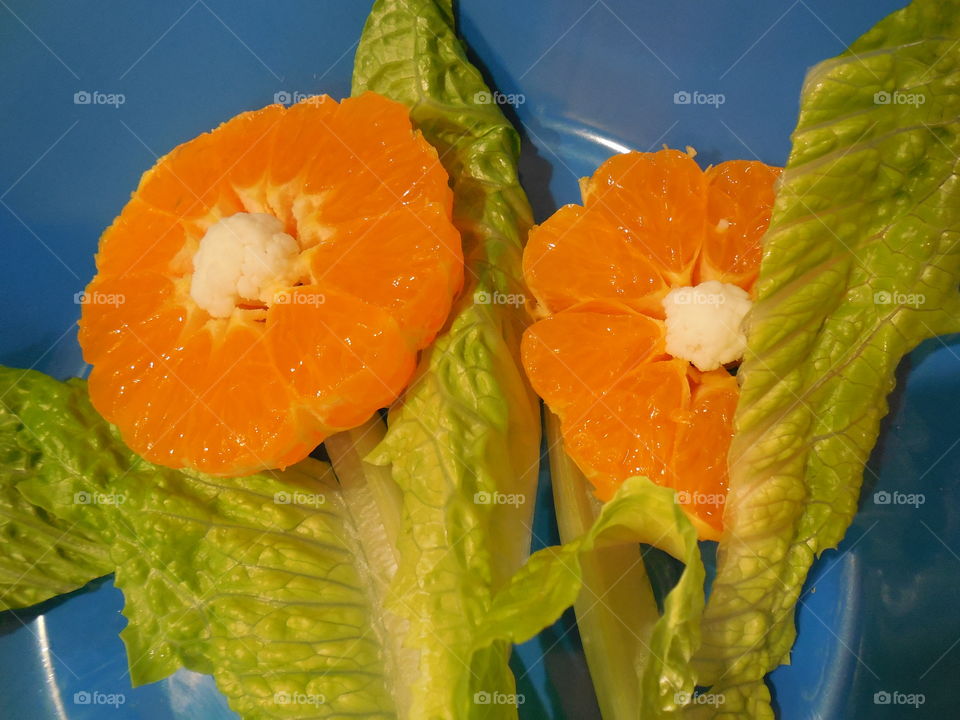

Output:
xmin=79 ymin=92 xmax=463 ymax=476
xmin=522 ymin=149 xmax=779 ymax=539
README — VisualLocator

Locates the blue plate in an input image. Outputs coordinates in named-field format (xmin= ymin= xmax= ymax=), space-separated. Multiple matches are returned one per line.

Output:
xmin=2 ymin=1 xmax=957 ymax=718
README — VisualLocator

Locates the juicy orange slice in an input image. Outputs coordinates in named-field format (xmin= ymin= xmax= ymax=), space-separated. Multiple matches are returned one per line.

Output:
xmin=79 ymin=92 xmax=463 ymax=476
xmin=698 ymin=160 xmax=781 ymax=288
xmin=522 ymin=204 xmax=669 ymax=318
xmin=521 ymin=149 xmax=779 ymax=538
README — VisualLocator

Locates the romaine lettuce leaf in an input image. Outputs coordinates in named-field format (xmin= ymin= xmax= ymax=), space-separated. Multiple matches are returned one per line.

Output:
xmin=15 ymin=372 xmax=402 ymax=718
xmin=6 ymin=366 xmax=688 ymax=720
xmin=481 ymin=472 xmax=705 ymax=719
xmin=353 ymin=0 xmax=542 ymax=717
xmin=546 ymin=411 xmax=662 ymax=720
xmin=0 ymin=367 xmax=111 ymax=610
xmin=696 ymin=0 xmax=960 ymax=704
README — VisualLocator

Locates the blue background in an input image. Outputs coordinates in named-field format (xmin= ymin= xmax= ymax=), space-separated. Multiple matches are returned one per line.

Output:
xmin=2 ymin=1 xmax=958 ymax=718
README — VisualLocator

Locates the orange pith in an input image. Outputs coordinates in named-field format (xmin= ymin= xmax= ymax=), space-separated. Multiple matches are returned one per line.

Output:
xmin=79 ymin=92 xmax=463 ymax=476
xmin=521 ymin=149 xmax=780 ymax=539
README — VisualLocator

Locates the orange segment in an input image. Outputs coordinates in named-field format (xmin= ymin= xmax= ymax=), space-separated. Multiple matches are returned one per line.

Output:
xmin=670 ymin=368 xmax=739 ymax=540
xmin=95 ymin=199 xmax=189 ymax=277
xmin=521 ymin=310 xmax=666 ymax=414
xmin=523 ymin=204 xmax=669 ymax=316
xmin=306 ymin=203 xmax=463 ymax=348
xmin=581 ymin=150 xmax=706 ymax=285
xmin=303 ymin=92 xmax=453 ymax=225
xmin=80 ymin=93 xmax=462 ymax=476
xmin=77 ymin=272 xmax=176 ymax=365
xmin=560 ymin=358 xmax=691 ymax=501
xmin=268 ymin=286 xmax=416 ymax=431
xmin=182 ymin=323 xmax=319 ymax=475
xmin=697 ymin=160 xmax=781 ymax=290
xmin=137 ymin=122 xmax=242 ymax=223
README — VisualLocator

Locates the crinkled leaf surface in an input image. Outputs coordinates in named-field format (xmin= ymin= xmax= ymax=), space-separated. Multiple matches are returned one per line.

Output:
xmin=0 ymin=367 xmax=112 ymax=610
xmin=353 ymin=0 xmax=541 ymax=717
xmin=14 ymin=372 xmax=401 ymax=719
xmin=696 ymin=0 xmax=960 ymax=707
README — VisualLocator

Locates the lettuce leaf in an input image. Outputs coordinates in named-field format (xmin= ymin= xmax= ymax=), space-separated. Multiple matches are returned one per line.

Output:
xmin=353 ymin=1 xmax=542 ymax=717
xmin=3 ymin=367 xmax=683 ymax=720
xmin=481 ymin=472 xmax=705 ymax=719
xmin=696 ymin=0 xmax=960 ymax=704
xmin=15 ymin=372 xmax=403 ymax=718
xmin=0 ymin=367 xmax=111 ymax=610
xmin=546 ymin=410 xmax=663 ymax=719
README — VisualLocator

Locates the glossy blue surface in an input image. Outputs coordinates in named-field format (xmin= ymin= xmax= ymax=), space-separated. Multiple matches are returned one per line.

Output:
xmin=2 ymin=1 xmax=958 ymax=718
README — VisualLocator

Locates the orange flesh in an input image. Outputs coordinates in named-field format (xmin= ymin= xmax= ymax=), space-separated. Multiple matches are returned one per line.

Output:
xmin=522 ymin=149 xmax=780 ymax=538
xmin=79 ymin=92 xmax=463 ymax=476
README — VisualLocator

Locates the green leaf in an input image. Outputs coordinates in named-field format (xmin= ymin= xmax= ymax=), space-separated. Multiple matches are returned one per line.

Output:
xmin=15 ymin=374 xmax=402 ymax=718
xmin=353 ymin=1 xmax=541 ymax=717
xmin=0 ymin=367 xmax=112 ymax=610
xmin=481 ymin=474 xmax=706 ymax=719
xmin=696 ymin=0 xmax=960 ymax=703
xmin=546 ymin=411 xmax=661 ymax=720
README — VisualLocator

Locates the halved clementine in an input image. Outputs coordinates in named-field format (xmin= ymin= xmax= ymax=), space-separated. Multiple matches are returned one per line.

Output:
xmin=79 ymin=92 xmax=463 ymax=476
xmin=522 ymin=149 xmax=780 ymax=538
